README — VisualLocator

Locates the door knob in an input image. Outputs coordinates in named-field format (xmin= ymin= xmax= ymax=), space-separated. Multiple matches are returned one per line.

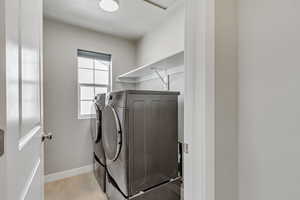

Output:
xmin=42 ymin=132 xmax=53 ymax=142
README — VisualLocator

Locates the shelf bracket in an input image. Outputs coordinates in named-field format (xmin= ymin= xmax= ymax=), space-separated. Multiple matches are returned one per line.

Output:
xmin=152 ymin=68 xmax=170 ymax=90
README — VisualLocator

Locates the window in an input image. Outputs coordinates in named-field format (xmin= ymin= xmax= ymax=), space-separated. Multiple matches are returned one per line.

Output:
xmin=77 ymin=50 xmax=111 ymax=119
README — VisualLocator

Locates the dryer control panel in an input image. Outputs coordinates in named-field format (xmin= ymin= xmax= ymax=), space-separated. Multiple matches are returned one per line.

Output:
xmin=106 ymin=92 xmax=127 ymax=108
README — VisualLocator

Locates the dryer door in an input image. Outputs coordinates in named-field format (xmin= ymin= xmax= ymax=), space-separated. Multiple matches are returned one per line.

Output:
xmin=92 ymin=103 xmax=102 ymax=143
xmin=102 ymin=105 xmax=122 ymax=162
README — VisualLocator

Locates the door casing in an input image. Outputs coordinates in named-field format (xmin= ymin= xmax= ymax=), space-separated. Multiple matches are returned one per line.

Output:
xmin=184 ymin=0 xmax=215 ymax=200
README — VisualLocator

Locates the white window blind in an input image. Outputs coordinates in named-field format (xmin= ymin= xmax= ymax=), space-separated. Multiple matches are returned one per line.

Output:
xmin=77 ymin=50 xmax=111 ymax=118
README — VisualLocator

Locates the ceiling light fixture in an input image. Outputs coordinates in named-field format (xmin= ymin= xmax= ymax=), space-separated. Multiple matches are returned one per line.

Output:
xmin=99 ymin=0 xmax=119 ymax=12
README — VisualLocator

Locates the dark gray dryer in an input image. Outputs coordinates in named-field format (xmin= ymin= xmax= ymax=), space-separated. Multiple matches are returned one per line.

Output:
xmin=102 ymin=90 xmax=181 ymax=200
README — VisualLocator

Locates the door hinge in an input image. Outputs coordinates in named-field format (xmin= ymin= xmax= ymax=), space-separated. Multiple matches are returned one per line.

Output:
xmin=183 ymin=143 xmax=189 ymax=154
xmin=0 ymin=129 xmax=4 ymax=157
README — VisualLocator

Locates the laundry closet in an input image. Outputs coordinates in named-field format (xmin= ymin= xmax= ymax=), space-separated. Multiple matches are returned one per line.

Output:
xmin=42 ymin=0 xmax=185 ymax=200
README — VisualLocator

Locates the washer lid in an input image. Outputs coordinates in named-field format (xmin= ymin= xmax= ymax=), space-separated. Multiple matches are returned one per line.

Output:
xmin=102 ymin=105 xmax=122 ymax=162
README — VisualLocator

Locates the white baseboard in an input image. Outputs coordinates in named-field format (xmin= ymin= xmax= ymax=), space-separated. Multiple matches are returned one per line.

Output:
xmin=45 ymin=164 xmax=93 ymax=183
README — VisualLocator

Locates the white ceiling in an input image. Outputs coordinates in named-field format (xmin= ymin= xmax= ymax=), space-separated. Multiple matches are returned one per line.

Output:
xmin=44 ymin=0 xmax=184 ymax=40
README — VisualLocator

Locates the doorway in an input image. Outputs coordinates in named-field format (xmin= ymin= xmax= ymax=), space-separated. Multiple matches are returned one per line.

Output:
xmin=1 ymin=0 xmax=218 ymax=200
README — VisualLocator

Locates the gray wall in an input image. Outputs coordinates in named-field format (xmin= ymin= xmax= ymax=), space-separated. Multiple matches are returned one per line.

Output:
xmin=215 ymin=0 xmax=238 ymax=200
xmin=43 ymin=18 xmax=136 ymax=175
xmin=239 ymin=0 xmax=300 ymax=199
xmin=136 ymin=6 xmax=185 ymax=66
xmin=135 ymin=6 xmax=185 ymax=143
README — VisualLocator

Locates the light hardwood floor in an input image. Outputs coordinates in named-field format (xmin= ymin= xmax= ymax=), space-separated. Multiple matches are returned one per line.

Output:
xmin=45 ymin=172 xmax=107 ymax=200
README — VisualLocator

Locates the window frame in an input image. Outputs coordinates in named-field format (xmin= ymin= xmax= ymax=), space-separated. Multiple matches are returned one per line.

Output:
xmin=77 ymin=49 xmax=112 ymax=119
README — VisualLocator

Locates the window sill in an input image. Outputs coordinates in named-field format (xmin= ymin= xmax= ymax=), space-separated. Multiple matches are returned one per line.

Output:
xmin=78 ymin=114 xmax=96 ymax=120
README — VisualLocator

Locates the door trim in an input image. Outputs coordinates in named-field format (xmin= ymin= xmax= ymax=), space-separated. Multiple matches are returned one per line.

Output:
xmin=184 ymin=0 xmax=215 ymax=200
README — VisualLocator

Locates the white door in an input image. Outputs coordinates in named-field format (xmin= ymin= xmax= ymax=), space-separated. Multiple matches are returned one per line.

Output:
xmin=0 ymin=0 xmax=44 ymax=199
